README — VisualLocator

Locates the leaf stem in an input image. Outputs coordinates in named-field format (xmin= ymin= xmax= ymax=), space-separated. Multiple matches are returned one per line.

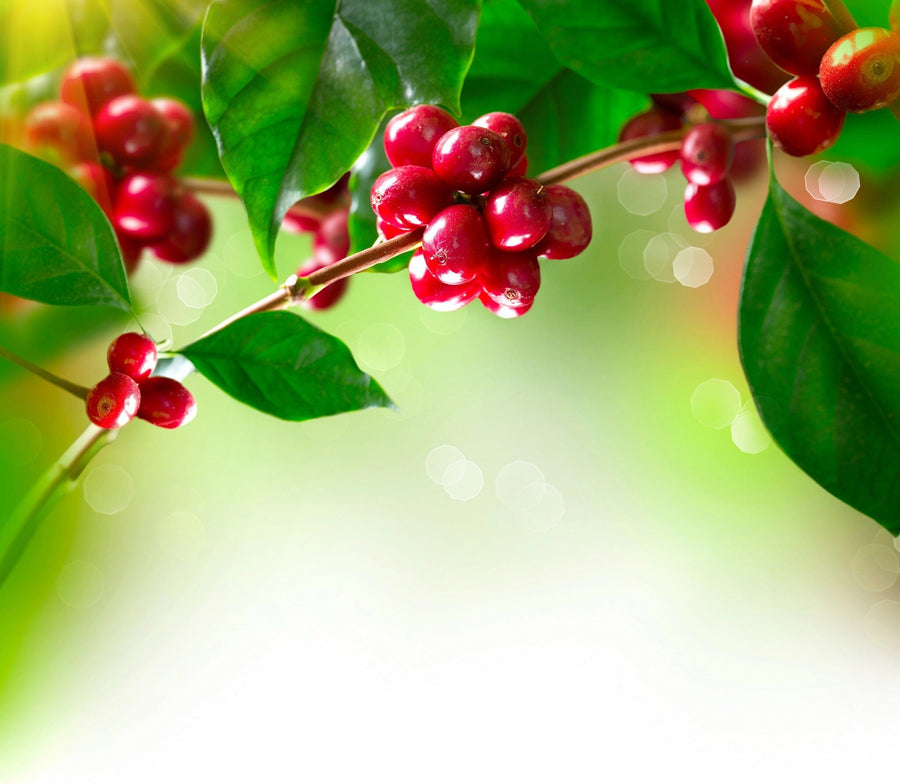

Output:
xmin=821 ymin=0 xmax=858 ymax=32
xmin=183 ymin=177 xmax=343 ymax=221
xmin=0 ymin=424 xmax=114 ymax=590
xmin=0 ymin=344 xmax=90 ymax=399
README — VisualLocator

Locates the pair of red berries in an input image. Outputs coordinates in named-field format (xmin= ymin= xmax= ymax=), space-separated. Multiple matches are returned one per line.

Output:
xmin=22 ymin=56 xmax=211 ymax=271
xmin=86 ymin=333 xmax=196 ymax=430
xmin=372 ymin=105 xmax=592 ymax=318
xmin=619 ymin=104 xmax=738 ymax=233
xmin=754 ymin=1 xmax=900 ymax=157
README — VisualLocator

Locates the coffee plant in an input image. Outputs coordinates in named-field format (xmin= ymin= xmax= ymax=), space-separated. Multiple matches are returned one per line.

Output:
xmin=1 ymin=0 xmax=899 ymax=587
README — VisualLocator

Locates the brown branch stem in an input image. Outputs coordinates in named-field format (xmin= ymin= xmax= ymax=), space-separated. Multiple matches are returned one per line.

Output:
xmin=0 ymin=344 xmax=90 ymax=399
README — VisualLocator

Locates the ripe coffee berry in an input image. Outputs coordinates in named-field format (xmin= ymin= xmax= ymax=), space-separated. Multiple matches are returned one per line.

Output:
xmin=422 ymin=205 xmax=491 ymax=284
xmin=479 ymin=248 xmax=541 ymax=308
xmin=766 ymin=76 xmax=845 ymax=156
xmin=478 ymin=289 xmax=533 ymax=319
xmin=484 ymin=177 xmax=552 ymax=251
xmin=819 ymin=27 xmax=900 ymax=113
xmin=114 ymin=173 xmax=179 ymax=241
xmin=86 ymin=372 xmax=141 ymax=429
xmin=408 ymin=250 xmax=481 ymax=311
xmin=534 ymin=185 xmax=593 ymax=260
xmin=149 ymin=97 xmax=195 ymax=172
xmin=137 ymin=376 xmax=197 ymax=429
xmin=684 ymin=178 xmax=737 ymax=233
xmin=23 ymin=102 xmax=94 ymax=163
xmin=94 ymin=95 xmax=169 ymax=167
xmin=151 ymin=192 xmax=213 ymax=263
xmin=312 ymin=209 xmax=350 ymax=266
xmin=472 ymin=112 xmax=527 ymax=167
xmin=679 ymin=122 xmax=734 ymax=186
xmin=60 ymin=57 xmax=136 ymax=116
xmin=384 ymin=104 xmax=459 ymax=168
xmin=619 ymin=107 xmax=682 ymax=174
xmin=749 ymin=0 xmax=842 ymax=76
xmin=107 ymin=332 xmax=158 ymax=382
xmin=432 ymin=125 xmax=510 ymax=194
xmin=371 ymin=165 xmax=453 ymax=230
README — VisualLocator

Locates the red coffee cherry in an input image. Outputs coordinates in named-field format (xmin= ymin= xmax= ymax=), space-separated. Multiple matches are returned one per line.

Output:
xmin=370 ymin=165 xmax=454 ymax=230
xmin=114 ymin=173 xmax=180 ymax=241
xmin=376 ymin=215 xmax=407 ymax=240
xmin=679 ymin=122 xmax=734 ymax=186
xmin=618 ymin=107 xmax=682 ymax=174
xmin=704 ymin=0 xmax=790 ymax=94
xmin=23 ymin=101 xmax=95 ymax=163
xmin=93 ymin=95 xmax=169 ymax=167
xmin=478 ymin=289 xmax=533 ymax=319
xmin=384 ymin=104 xmax=459 ymax=168
xmin=684 ymin=178 xmax=737 ymax=233
xmin=484 ymin=177 xmax=552 ymax=251
xmin=60 ymin=57 xmax=136 ymax=117
xmin=116 ymin=231 xmax=145 ymax=275
xmin=472 ymin=111 xmax=527 ymax=167
xmin=107 ymin=332 xmax=158 ymax=382
xmin=149 ymin=97 xmax=195 ymax=171
xmin=766 ymin=75 xmax=845 ymax=156
xmin=86 ymin=372 xmax=141 ymax=429
xmin=506 ymin=152 xmax=529 ymax=179
xmin=312 ymin=209 xmax=350 ymax=266
xmin=422 ymin=204 xmax=491 ymax=284
xmin=534 ymin=185 xmax=593 ymax=260
xmin=432 ymin=125 xmax=511 ymax=194
xmin=749 ymin=0 xmax=842 ymax=76
xmin=151 ymin=192 xmax=212 ymax=263
xmin=282 ymin=212 xmax=321 ymax=235
xmin=408 ymin=250 xmax=481 ymax=311
xmin=69 ymin=161 xmax=115 ymax=217
xmin=819 ymin=27 xmax=900 ymax=113
xmin=137 ymin=376 xmax=197 ymax=429
xmin=479 ymin=248 xmax=541 ymax=308
xmin=296 ymin=256 xmax=349 ymax=310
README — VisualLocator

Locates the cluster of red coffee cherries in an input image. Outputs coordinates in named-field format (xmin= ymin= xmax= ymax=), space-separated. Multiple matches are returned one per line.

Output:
xmin=619 ymin=95 xmax=744 ymax=233
xmin=755 ymin=1 xmax=900 ymax=157
xmin=370 ymin=105 xmax=592 ymax=318
xmin=85 ymin=332 xmax=196 ymax=430
xmin=22 ymin=56 xmax=211 ymax=271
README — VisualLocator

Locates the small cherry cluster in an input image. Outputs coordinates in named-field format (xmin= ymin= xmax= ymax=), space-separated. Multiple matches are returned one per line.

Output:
xmin=754 ymin=0 xmax=900 ymax=157
xmin=86 ymin=333 xmax=196 ymax=430
xmin=619 ymin=98 xmax=740 ymax=234
xmin=23 ymin=56 xmax=211 ymax=272
xmin=370 ymin=105 xmax=592 ymax=318
xmin=281 ymin=174 xmax=352 ymax=310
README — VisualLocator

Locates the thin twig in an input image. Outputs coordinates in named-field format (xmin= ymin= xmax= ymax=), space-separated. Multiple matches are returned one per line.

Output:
xmin=0 ymin=344 xmax=89 ymax=399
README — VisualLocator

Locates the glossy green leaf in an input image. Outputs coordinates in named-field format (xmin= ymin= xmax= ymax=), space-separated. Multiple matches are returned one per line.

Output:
xmin=515 ymin=0 xmax=737 ymax=93
xmin=461 ymin=0 xmax=647 ymax=174
xmin=0 ymin=145 xmax=132 ymax=312
xmin=179 ymin=311 xmax=395 ymax=421
xmin=739 ymin=176 xmax=900 ymax=533
xmin=202 ymin=0 xmax=479 ymax=279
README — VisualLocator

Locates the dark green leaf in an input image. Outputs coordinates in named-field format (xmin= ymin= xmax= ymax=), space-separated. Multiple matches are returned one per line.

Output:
xmin=179 ymin=310 xmax=395 ymax=421
xmin=515 ymin=0 xmax=737 ymax=93
xmin=739 ymin=176 xmax=900 ymax=533
xmin=461 ymin=0 xmax=648 ymax=174
xmin=0 ymin=145 xmax=132 ymax=312
xmin=201 ymin=0 xmax=479 ymax=279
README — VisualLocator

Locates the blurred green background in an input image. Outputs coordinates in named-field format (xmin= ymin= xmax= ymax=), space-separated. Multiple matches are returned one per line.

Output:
xmin=2 ymin=150 xmax=900 ymax=780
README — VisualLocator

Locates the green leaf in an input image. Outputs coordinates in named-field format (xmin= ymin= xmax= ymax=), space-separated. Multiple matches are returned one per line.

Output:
xmin=179 ymin=311 xmax=395 ymax=421
xmin=0 ymin=145 xmax=132 ymax=312
xmin=515 ymin=0 xmax=737 ymax=93
xmin=461 ymin=0 xmax=648 ymax=173
xmin=201 ymin=0 xmax=479 ymax=279
xmin=739 ymin=176 xmax=900 ymax=533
